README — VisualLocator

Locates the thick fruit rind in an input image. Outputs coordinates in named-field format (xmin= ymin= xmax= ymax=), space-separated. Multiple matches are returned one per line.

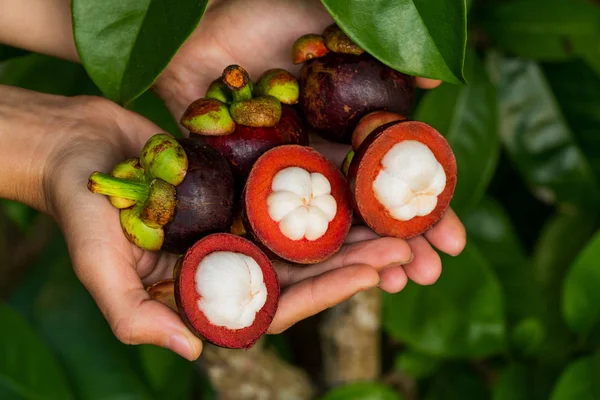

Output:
xmin=244 ymin=145 xmax=352 ymax=264
xmin=348 ymin=120 xmax=457 ymax=239
xmin=174 ymin=233 xmax=279 ymax=349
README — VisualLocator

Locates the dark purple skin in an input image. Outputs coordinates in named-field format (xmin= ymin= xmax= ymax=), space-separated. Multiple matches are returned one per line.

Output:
xmin=299 ymin=52 xmax=416 ymax=143
xmin=162 ymin=138 xmax=235 ymax=254
xmin=191 ymin=106 xmax=307 ymax=187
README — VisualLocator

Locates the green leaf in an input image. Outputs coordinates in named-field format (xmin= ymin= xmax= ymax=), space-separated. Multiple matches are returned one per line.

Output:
xmin=550 ymin=354 xmax=600 ymax=399
xmin=509 ymin=318 xmax=546 ymax=357
xmin=0 ymin=45 xmax=29 ymax=62
xmin=0 ymin=200 xmax=38 ymax=233
xmin=394 ymin=350 xmax=441 ymax=379
xmin=543 ymin=60 xmax=600 ymax=180
xmin=127 ymin=90 xmax=181 ymax=136
xmin=0 ymin=54 xmax=96 ymax=96
xmin=480 ymin=0 xmax=600 ymax=62
xmin=492 ymin=364 xmax=535 ymax=400
xmin=491 ymin=54 xmax=600 ymax=210
xmin=320 ymin=382 xmax=404 ymax=400
xmin=562 ymin=230 xmax=600 ymax=334
xmin=138 ymin=344 xmax=192 ymax=400
xmin=415 ymin=51 xmax=499 ymax=214
xmin=382 ymin=243 xmax=506 ymax=358
xmin=9 ymin=238 xmax=154 ymax=400
xmin=424 ymin=363 xmax=489 ymax=400
xmin=462 ymin=197 xmax=542 ymax=324
xmin=72 ymin=0 xmax=209 ymax=104
xmin=530 ymin=210 xmax=598 ymax=363
xmin=321 ymin=0 xmax=467 ymax=83
xmin=0 ymin=302 xmax=75 ymax=400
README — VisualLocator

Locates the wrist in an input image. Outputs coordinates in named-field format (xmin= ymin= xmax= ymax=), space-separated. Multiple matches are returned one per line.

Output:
xmin=0 ymin=85 xmax=74 ymax=214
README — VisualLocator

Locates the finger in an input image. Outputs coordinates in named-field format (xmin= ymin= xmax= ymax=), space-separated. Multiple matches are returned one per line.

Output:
xmin=416 ymin=77 xmax=442 ymax=89
xmin=424 ymin=208 xmax=467 ymax=256
xmin=275 ymin=236 xmax=412 ymax=287
xmin=268 ymin=264 xmax=380 ymax=334
xmin=378 ymin=266 xmax=409 ymax=293
xmin=68 ymin=237 xmax=203 ymax=360
xmin=344 ymin=225 xmax=380 ymax=244
xmin=403 ymin=235 xmax=442 ymax=285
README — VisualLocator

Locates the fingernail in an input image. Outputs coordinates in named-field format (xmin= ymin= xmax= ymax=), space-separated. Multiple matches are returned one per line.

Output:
xmin=167 ymin=334 xmax=194 ymax=360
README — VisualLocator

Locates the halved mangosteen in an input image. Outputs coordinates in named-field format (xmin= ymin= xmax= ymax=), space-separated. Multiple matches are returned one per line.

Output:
xmin=243 ymin=145 xmax=352 ymax=264
xmin=347 ymin=120 xmax=457 ymax=239
xmin=171 ymin=233 xmax=280 ymax=349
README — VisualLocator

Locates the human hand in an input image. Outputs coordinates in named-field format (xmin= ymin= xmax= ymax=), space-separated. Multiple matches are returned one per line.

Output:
xmin=0 ymin=84 xmax=450 ymax=362
xmin=153 ymin=0 xmax=467 ymax=294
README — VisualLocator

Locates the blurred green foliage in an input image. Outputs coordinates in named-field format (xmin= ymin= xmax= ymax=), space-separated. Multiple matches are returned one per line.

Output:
xmin=2 ymin=0 xmax=600 ymax=398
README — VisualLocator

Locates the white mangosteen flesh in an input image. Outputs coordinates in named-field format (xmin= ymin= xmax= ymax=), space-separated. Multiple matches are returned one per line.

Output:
xmin=195 ymin=251 xmax=267 ymax=330
xmin=373 ymin=140 xmax=446 ymax=221
xmin=266 ymin=167 xmax=337 ymax=241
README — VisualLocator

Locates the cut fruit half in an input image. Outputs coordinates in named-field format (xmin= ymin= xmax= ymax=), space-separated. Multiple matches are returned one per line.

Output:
xmin=175 ymin=233 xmax=279 ymax=349
xmin=244 ymin=145 xmax=352 ymax=264
xmin=348 ymin=120 xmax=456 ymax=239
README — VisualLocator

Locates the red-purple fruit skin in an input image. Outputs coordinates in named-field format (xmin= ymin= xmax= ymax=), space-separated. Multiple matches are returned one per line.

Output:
xmin=299 ymin=53 xmax=416 ymax=143
xmin=162 ymin=138 xmax=235 ymax=254
xmin=192 ymin=106 xmax=307 ymax=184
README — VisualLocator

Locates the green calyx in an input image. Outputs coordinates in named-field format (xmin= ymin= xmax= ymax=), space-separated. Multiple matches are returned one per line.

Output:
xmin=180 ymin=98 xmax=236 ymax=136
xmin=254 ymin=69 xmax=299 ymax=105
xmin=140 ymin=134 xmax=188 ymax=186
xmin=205 ymin=79 xmax=232 ymax=103
xmin=222 ymin=64 xmax=253 ymax=102
xmin=87 ymin=133 xmax=188 ymax=252
xmin=230 ymin=96 xmax=282 ymax=128
xmin=322 ymin=24 xmax=364 ymax=55
xmin=341 ymin=150 xmax=355 ymax=177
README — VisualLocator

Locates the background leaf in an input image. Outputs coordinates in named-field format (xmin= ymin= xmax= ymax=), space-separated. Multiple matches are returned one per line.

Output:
xmin=415 ymin=51 xmax=499 ymax=214
xmin=72 ymin=0 xmax=209 ymax=104
xmin=562 ymin=231 xmax=600 ymax=334
xmin=423 ymin=363 xmax=489 ymax=400
xmin=550 ymin=354 xmax=600 ymax=399
xmin=320 ymin=382 xmax=404 ymax=400
xmin=0 ymin=302 xmax=74 ymax=400
xmin=321 ymin=0 xmax=467 ymax=83
xmin=492 ymin=54 xmax=600 ymax=210
xmin=480 ymin=0 xmax=600 ymax=63
xmin=492 ymin=364 xmax=535 ymax=400
xmin=383 ymin=244 xmax=506 ymax=358
xmin=138 ymin=345 xmax=192 ymax=400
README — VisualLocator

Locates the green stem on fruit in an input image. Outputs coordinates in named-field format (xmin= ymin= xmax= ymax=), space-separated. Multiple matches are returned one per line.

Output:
xmin=88 ymin=172 xmax=149 ymax=202
xmin=222 ymin=65 xmax=253 ymax=102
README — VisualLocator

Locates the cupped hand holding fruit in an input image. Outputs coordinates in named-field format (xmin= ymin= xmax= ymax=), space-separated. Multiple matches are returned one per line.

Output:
xmin=154 ymin=0 xmax=467 ymax=294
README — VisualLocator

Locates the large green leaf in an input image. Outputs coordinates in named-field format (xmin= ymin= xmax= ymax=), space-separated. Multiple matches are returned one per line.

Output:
xmin=481 ymin=0 xmax=600 ymax=62
xmin=382 ymin=243 xmax=506 ymax=358
xmin=463 ymin=198 xmax=542 ymax=323
xmin=9 ymin=239 xmax=154 ymax=400
xmin=423 ymin=363 xmax=489 ymax=400
xmin=550 ymin=354 xmax=600 ymax=399
xmin=0 ymin=302 xmax=74 ymax=400
xmin=321 ymin=0 xmax=467 ymax=83
xmin=127 ymin=90 xmax=181 ymax=136
xmin=492 ymin=55 xmax=600 ymax=210
xmin=530 ymin=210 xmax=598 ymax=363
xmin=543 ymin=60 xmax=600 ymax=180
xmin=562 ymin=230 xmax=600 ymax=334
xmin=0 ymin=54 xmax=94 ymax=95
xmin=138 ymin=345 xmax=192 ymax=400
xmin=320 ymin=382 xmax=403 ymax=400
xmin=0 ymin=45 xmax=28 ymax=62
xmin=415 ymin=52 xmax=499 ymax=214
xmin=72 ymin=0 xmax=209 ymax=104
xmin=492 ymin=364 xmax=535 ymax=400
